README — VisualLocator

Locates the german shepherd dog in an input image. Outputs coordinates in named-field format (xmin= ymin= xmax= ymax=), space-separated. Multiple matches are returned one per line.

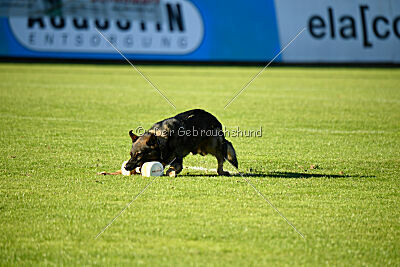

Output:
xmin=124 ymin=109 xmax=238 ymax=177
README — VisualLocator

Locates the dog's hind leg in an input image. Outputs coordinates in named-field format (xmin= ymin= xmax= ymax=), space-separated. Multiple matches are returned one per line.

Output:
xmin=201 ymin=136 xmax=231 ymax=176
xmin=166 ymin=157 xmax=183 ymax=177
xmin=216 ymin=153 xmax=230 ymax=176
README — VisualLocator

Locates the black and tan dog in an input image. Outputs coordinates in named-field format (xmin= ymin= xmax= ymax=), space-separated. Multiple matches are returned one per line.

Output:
xmin=125 ymin=109 xmax=238 ymax=177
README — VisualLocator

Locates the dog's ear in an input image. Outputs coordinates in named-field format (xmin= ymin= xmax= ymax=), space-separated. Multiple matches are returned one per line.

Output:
xmin=129 ymin=130 xmax=139 ymax=143
xmin=146 ymin=133 xmax=157 ymax=147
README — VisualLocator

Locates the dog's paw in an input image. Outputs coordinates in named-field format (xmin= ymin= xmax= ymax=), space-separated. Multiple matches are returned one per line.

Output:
xmin=166 ymin=168 xmax=176 ymax=177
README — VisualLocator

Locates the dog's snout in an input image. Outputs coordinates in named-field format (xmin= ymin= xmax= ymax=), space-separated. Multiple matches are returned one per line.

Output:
xmin=124 ymin=161 xmax=134 ymax=171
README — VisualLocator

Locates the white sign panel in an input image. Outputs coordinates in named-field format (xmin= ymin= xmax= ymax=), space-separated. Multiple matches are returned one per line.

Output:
xmin=8 ymin=0 xmax=204 ymax=55
xmin=274 ymin=0 xmax=400 ymax=63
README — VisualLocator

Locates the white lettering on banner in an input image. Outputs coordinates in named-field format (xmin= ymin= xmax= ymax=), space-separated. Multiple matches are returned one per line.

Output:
xmin=274 ymin=0 xmax=400 ymax=63
xmin=8 ymin=0 xmax=203 ymax=55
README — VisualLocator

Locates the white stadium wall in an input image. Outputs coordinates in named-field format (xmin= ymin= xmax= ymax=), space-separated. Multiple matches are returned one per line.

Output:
xmin=274 ymin=0 xmax=400 ymax=63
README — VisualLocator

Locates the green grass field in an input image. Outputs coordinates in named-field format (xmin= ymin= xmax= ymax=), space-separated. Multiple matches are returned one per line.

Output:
xmin=0 ymin=63 xmax=399 ymax=265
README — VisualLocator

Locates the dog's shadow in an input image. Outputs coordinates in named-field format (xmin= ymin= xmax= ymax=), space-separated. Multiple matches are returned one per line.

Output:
xmin=181 ymin=171 xmax=373 ymax=179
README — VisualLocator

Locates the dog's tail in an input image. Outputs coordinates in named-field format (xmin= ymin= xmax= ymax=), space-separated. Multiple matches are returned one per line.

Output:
xmin=224 ymin=140 xmax=238 ymax=169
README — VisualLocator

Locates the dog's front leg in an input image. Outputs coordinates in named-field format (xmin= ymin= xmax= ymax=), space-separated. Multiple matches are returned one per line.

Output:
xmin=166 ymin=157 xmax=183 ymax=177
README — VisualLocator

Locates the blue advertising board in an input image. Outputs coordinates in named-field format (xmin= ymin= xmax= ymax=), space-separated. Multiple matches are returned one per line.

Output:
xmin=0 ymin=0 xmax=281 ymax=62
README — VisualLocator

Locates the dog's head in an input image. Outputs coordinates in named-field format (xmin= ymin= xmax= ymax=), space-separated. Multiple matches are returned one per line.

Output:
xmin=124 ymin=130 xmax=161 ymax=171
